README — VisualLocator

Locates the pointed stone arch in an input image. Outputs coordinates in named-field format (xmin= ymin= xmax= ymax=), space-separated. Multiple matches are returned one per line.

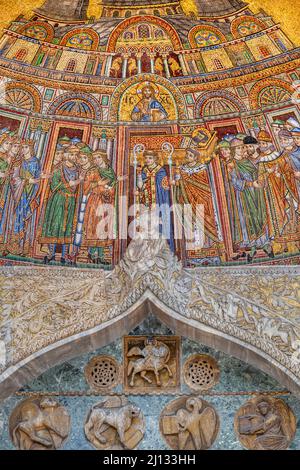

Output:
xmin=0 ymin=238 xmax=299 ymax=399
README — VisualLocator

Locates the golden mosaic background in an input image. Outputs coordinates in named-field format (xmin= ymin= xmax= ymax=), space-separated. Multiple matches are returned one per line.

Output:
xmin=0 ymin=1 xmax=298 ymax=45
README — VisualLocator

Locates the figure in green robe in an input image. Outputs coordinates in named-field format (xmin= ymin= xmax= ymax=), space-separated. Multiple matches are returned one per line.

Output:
xmin=41 ymin=145 xmax=82 ymax=264
xmin=229 ymin=138 xmax=270 ymax=262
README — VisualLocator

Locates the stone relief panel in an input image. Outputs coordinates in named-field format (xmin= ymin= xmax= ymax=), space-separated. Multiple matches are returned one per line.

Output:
xmin=0 ymin=237 xmax=300 ymax=398
xmin=183 ymin=354 xmax=220 ymax=391
xmin=234 ymin=395 xmax=297 ymax=450
xmin=84 ymin=396 xmax=145 ymax=450
xmin=160 ymin=396 xmax=220 ymax=450
xmin=84 ymin=355 xmax=121 ymax=392
xmin=9 ymin=397 xmax=70 ymax=450
xmin=123 ymin=336 xmax=180 ymax=393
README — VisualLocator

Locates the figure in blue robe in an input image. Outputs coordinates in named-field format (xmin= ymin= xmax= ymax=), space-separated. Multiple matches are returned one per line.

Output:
xmin=11 ymin=155 xmax=41 ymax=250
xmin=131 ymin=85 xmax=168 ymax=122
xmin=137 ymin=150 xmax=174 ymax=251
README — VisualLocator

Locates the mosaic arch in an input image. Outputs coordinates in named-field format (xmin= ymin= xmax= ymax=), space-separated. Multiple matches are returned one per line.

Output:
xmin=48 ymin=92 xmax=102 ymax=119
xmin=249 ymin=78 xmax=294 ymax=109
xmin=106 ymin=15 xmax=183 ymax=52
xmin=188 ymin=25 xmax=227 ymax=49
xmin=110 ymin=73 xmax=186 ymax=122
xmin=61 ymin=28 xmax=100 ymax=51
xmin=194 ymin=91 xmax=247 ymax=118
xmin=18 ymin=21 xmax=54 ymax=42
xmin=231 ymin=15 xmax=266 ymax=38
xmin=2 ymin=81 xmax=42 ymax=112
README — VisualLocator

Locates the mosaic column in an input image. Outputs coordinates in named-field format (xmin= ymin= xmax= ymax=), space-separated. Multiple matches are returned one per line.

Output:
xmin=162 ymin=54 xmax=170 ymax=78
xmin=178 ymin=53 xmax=188 ymax=75
xmin=136 ymin=53 xmax=142 ymax=74
xmin=149 ymin=53 xmax=155 ymax=74
xmin=28 ymin=118 xmax=39 ymax=141
xmin=37 ymin=120 xmax=52 ymax=159
xmin=105 ymin=55 xmax=113 ymax=77
xmin=91 ymin=126 xmax=101 ymax=150
xmin=122 ymin=54 xmax=129 ymax=78
xmin=189 ymin=53 xmax=199 ymax=74
xmin=106 ymin=128 xmax=116 ymax=158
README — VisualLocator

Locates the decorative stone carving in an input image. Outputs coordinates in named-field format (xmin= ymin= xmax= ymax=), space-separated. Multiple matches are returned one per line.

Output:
xmin=183 ymin=354 xmax=220 ymax=391
xmin=234 ymin=396 xmax=296 ymax=450
xmin=85 ymin=355 xmax=120 ymax=391
xmin=84 ymin=396 xmax=145 ymax=450
xmin=1 ymin=235 xmax=300 ymax=399
xmin=123 ymin=335 xmax=180 ymax=393
xmin=160 ymin=396 xmax=219 ymax=450
xmin=9 ymin=397 xmax=70 ymax=450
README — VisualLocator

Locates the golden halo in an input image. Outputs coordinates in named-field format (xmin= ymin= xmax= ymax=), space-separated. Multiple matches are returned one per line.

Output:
xmin=136 ymin=81 xmax=159 ymax=96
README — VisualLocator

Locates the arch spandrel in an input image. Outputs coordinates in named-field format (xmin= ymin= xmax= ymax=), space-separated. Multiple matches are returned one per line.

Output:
xmin=0 ymin=236 xmax=299 ymax=399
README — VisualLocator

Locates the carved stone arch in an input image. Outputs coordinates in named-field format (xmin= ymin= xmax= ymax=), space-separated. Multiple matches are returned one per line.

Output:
xmin=3 ymin=81 xmax=42 ymax=112
xmin=0 ymin=238 xmax=299 ymax=399
xmin=194 ymin=90 xmax=247 ymax=118
xmin=48 ymin=92 xmax=102 ymax=119
xmin=106 ymin=15 xmax=183 ymax=52
xmin=109 ymin=73 xmax=187 ymax=122
xmin=249 ymin=78 xmax=294 ymax=110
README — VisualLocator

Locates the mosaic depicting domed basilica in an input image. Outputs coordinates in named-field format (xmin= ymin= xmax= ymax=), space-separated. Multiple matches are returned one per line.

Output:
xmin=0 ymin=0 xmax=300 ymax=452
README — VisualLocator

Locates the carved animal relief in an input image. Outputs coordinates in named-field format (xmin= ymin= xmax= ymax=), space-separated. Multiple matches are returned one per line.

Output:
xmin=123 ymin=336 xmax=180 ymax=393
xmin=234 ymin=396 xmax=296 ymax=450
xmin=84 ymin=396 xmax=145 ymax=450
xmin=160 ymin=396 xmax=219 ymax=450
xmin=9 ymin=397 xmax=70 ymax=450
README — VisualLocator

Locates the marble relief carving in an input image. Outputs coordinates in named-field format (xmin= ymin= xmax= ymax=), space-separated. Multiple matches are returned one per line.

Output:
xmin=123 ymin=336 xmax=180 ymax=393
xmin=234 ymin=396 xmax=296 ymax=450
xmin=9 ymin=397 xmax=70 ymax=450
xmin=84 ymin=396 xmax=145 ymax=450
xmin=84 ymin=355 xmax=121 ymax=391
xmin=0 ymin=236 xmax=300 ymax=396
xmin=160 ymin=396 xmax=219 ymax=450
xmin=183 ymin=354 xmax=220 ymax=391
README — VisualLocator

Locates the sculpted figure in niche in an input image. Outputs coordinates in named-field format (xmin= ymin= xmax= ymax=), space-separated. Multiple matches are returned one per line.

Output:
xmin=235 ymin=396 xmax=296 ymax=450
xmin=10 ymin=397 xmax=70 ymax=450
xmin=85 ymin=396 xmax=145 ymax=450
xmin=127 ymin=337 xmax=173 ymax=386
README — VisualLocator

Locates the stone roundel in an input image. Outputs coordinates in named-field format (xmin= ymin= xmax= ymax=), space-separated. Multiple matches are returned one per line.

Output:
xmin=183 ymin=354 xmax=220 ymax=391
xmin=234 ymin=395 xmax=296 ymax=450
xmin=9 ymin=397 xmax=70 ymax=450
xmin=85 ymin=355 xmax=121 ymax=391
xmin=160 ymin=395 xmax=220 ymax=450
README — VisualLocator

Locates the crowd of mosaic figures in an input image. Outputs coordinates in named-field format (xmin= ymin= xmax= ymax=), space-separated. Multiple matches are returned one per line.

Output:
xmin=214 ymin=117 xmax=300 ymax=263
xmin=0 ymin=132 xmax=121 ymax=265
xmin=0 ymin=117 xmax=299 ymax=266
